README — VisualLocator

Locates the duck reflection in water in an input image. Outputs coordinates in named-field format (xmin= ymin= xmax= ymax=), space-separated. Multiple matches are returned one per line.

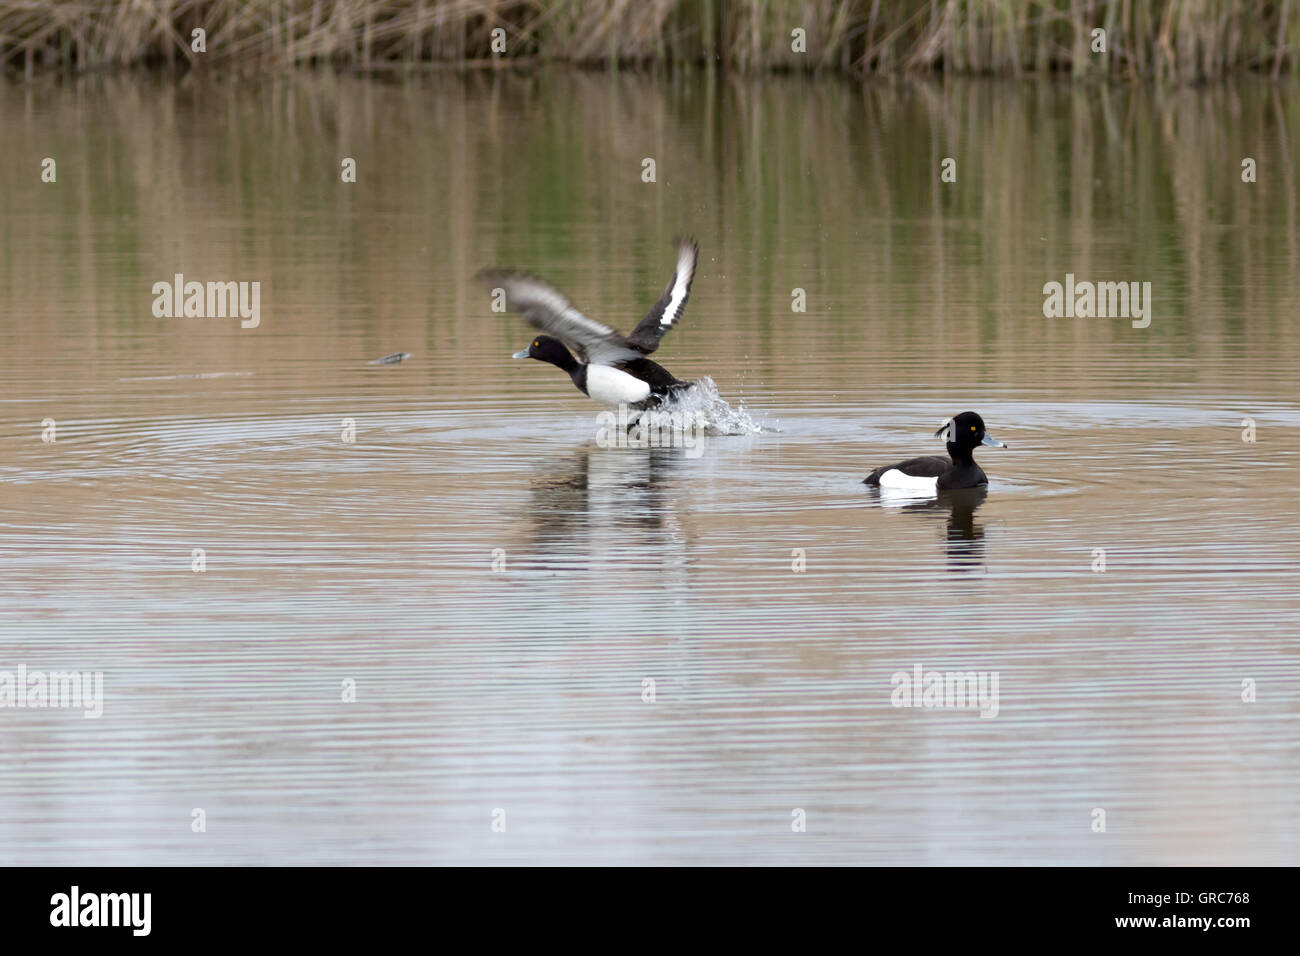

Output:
xmin=519 ymin=444 xmax=688 ymax=570
xmin=874 ymin=485 xmax=988 ymax=572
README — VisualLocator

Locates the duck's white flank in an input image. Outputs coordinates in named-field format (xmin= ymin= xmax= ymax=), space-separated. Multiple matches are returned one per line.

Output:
xmin=586 ymin=364 xmax=652 ymax=406
xmin=876 ymin=469 xmax=939 ymax=495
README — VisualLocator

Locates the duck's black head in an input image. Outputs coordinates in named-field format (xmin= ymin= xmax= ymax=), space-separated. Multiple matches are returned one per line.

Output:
xmin=936 ymin=411 xmax=1007 ymax=455
xmin=513 ymin=335 xmax=577 ymax=372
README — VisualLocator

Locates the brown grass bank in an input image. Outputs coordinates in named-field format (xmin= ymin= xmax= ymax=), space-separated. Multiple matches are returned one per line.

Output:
xmin=2 ymin=1 xmax=1300 ymax=83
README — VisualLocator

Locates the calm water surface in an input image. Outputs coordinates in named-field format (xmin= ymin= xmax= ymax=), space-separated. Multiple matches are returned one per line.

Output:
xmin=1 ymin=73 xmax=1298 ymax=864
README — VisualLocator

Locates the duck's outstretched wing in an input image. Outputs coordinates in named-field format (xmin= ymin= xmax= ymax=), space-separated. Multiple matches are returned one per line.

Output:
xmin=479 ymin=269 xmax=639 ymax=365
xmin=626 ymin=237 xmax=698 ymax=355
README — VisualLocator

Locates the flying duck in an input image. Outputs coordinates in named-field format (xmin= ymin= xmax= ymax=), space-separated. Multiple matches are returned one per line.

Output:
xmin=480 ymin=238 xmax=699 ymax=410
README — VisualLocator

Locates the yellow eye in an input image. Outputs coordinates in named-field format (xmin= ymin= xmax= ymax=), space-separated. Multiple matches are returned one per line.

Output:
xmin=533 ymin=340 xmax=540 ymax=347
xmin=970 ymin=426 xmax=977 ymax=431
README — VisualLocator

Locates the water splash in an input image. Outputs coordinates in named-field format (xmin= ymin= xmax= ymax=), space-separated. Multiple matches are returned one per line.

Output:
xmin=659 ymin=376 xmax=772 ymax=436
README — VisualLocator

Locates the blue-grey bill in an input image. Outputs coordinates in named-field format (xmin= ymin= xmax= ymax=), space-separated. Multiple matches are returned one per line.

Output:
xmin=981 ymin=434 xmax=1006 ymax=448
xmin=512 ymin=349 xmax=531 ymax=359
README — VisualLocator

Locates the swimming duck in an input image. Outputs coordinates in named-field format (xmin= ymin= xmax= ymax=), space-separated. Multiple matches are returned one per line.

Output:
xmin=480 ymin=238 xmax=699 ymax=410
xmin=864 ymin=411 xmax=1007 ymax=491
